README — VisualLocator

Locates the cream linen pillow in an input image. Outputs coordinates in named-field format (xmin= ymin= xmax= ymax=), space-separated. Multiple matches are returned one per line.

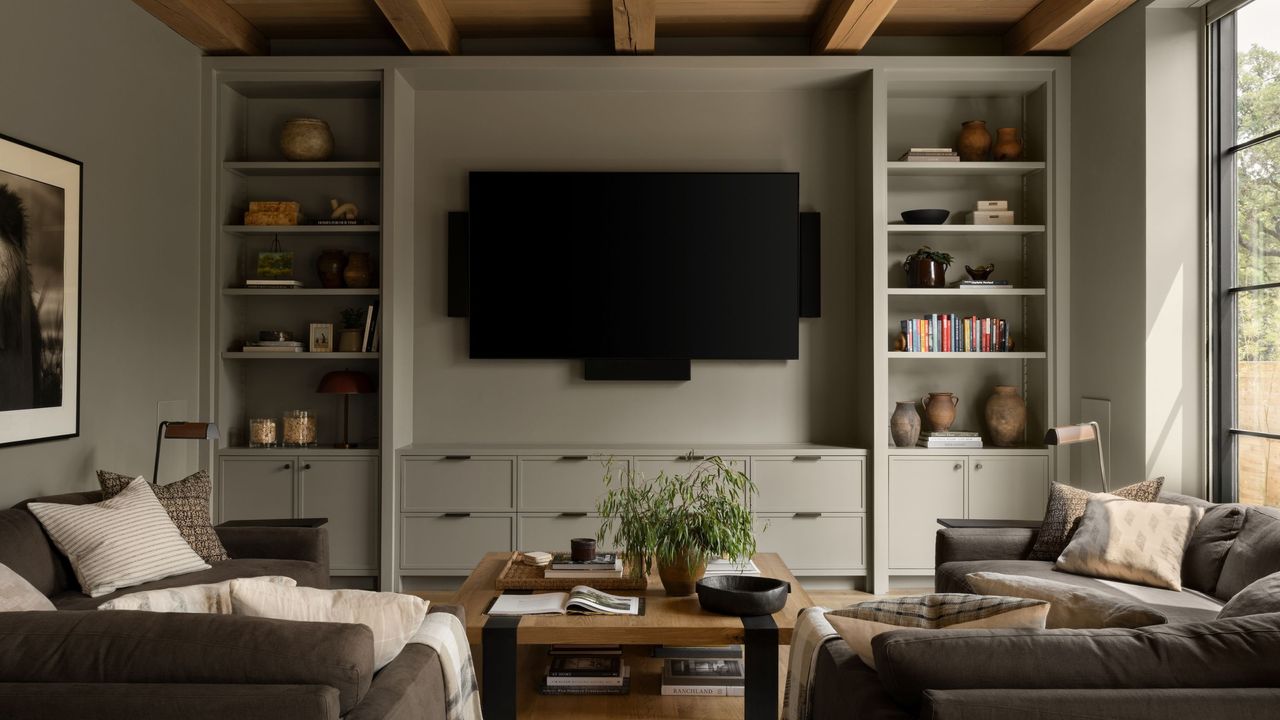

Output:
xmin=1056 ymin=496 xmax=1204 ymax=591
xmin=0 ymin=562 xmax=55 ymax=611
xmin=27 ymin=477 xmax=211 ymax=597
xmin=229 ymin=581 xmax=428 ymax=670
xmin=97 ymin=575 xmax=297 ymax=613
xmin=825 ymin=594 xmax=1049 ymax=670
xmin=965 ymin=571 xmax=1168 ymax=628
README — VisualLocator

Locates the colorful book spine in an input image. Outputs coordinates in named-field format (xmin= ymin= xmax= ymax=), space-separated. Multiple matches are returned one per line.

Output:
xmin=897 ymin=315 xmax=1013 ymax=353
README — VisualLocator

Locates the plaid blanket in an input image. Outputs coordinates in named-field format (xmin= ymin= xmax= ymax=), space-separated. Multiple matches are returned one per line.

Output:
xmin=782 ymin=606 xmax=838 ymax=720
xmin=408 ymin=610 xmax=483 ymax=720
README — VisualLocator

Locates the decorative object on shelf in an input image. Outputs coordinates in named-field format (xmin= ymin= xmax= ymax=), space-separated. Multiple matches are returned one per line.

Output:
xmin=152 ymin=421 xmax=219 ymax=484
xmin=571 ymin=537 xmax=597 ymax=562
xmin=1045 ymin=422 xmax=1109 ymax=492
xmin=696 ymin=575 xmax=789 ymax=616
xmin=921 ymin=392 xmax=959 ymax=432
xmin=597 ymin=456 xmax=758 ymax=596
xmin=308 ymin=323 xmax=333 ymax=353
xmin=977 ymin=200 xmax=1008 ymax=211
xmin=317 ymin=370 xmax=375 ymax=449
xmin=316 ymin=249 xmax=347 ymax=289
xmin=957 ymin=120 xmax=992 ymax=161
xmin=969 ymin=210 xmax=1015 ymax=225
xmin=241 ymin=337 xmax=303 ymax=353
xmin=903 ymin=246 xmax=953 ymax=288
xmin=985 ymin=385 xmax=1027 ymax=447
xmin=898 ymin=147 xmax=958 ymax=162
xmin=918 ymin=430 xmax=982 ymax=449
xmin=282 ymin=410 xmax=317 ymax=447
xmin=338 ymin=307 xmax=365 ymax=352
xmin=0 ymin=133 xmax=81 ymax=448
xmin=900 ymin=209 xmax=950 ymax=225
xmin=326 ymin=198 xmax=360 ymax=224
xmin=890 ymin=401 xmax=922 ymax=447
xmin=244 ymin=201 xmax=300 ymax=226
xmin=249 ymin=417 xmax=279 ymax=448
xmin=521 ymin=551 xmax=552 ymax=567
xmin=343 ymin=251 xmax=373 ymax=289
xmin=280 ymin=118 xmax=333 ymax=161
xmin=245 ymin=279 xmax=302 ymax=289
xmin=965 ymin=264 xmax=995 ymax=281
xmin=255 ymin=236 xmax=294 ymax=280
xmin=993 ymin=128 xmax=1024 ymax=161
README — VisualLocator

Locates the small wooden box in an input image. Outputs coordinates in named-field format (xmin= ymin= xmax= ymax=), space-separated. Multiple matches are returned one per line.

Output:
xmin=968 ymin=210 xmax=1015 ymax=225
xmin=976 ymin=200 xmax=1009 ymax=211
xmin=245 ymin=201 xmax=301 ymax=226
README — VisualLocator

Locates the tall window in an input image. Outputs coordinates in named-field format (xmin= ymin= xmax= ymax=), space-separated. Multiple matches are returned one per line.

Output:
xmin=1213 ymin=0 xmax=1280 ymax=504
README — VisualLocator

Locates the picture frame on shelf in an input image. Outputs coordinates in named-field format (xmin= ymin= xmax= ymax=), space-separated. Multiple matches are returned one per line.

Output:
xmin=309 ymin=323 xmax=333 ymax=353
xmin=0 ymin=133 xmax=81 ymax=448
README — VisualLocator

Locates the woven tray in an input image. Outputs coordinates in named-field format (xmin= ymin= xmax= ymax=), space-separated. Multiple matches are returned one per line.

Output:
xmin=494 ymin=552 xmax=649 ymax=591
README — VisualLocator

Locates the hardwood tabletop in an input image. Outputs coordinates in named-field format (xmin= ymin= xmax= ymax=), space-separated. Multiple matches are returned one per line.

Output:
xmin=458 ymin=552 xmax=813 ymax=646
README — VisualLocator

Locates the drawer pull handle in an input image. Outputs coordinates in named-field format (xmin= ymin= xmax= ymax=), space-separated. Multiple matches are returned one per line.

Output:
xmin=793 ymin=512 xmax=823 ymax=519
xmin=794 ymin=455 xmax=822 ymax=461
xmin=954 ymin=463 xmax=963 ymax=471
xmin=974 ymin=463 xmax=983 ymax=470
xmin=561 ymin=455 xmax=590 ymax=461
xmin=559 ymin=512 xmax=589 ymax=518
xmin=681 ymin=455 xmax=706 ymax=461
xmin=442 ymin=512 xmax=472 ymax=518
xmin=283 ymin=463 xmax=292 ymax=470
xmin=443 ymin=455 xmax=472 ymax=461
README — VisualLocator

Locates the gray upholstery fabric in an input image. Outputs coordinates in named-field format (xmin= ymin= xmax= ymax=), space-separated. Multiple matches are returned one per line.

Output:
xmin=216 ymin=525 xmax=330 ymax=567
xmin=49 ymin=558 xmax=328 ymax=610
xmin=346 ymin=644 xmax=445 ymax=720
xmin=921 ymin=688 xmax=1280 ymax=720
xmin=1180 ymin=504 xmax=1247 ymax=595
xmin=935 ymin=528 xmax=1038 ymax=566
xmin=1216 ymin=507 xmax=1280 ymax=599
xmin=812 ymin=639 xmax=912 ymax=720
xmin=1218 ymin=571 xmax=1280 ymax=619
xmin=0 ymin=683 xmax=341 ymax=720
xmin=0 ymin=491 xmax=99 ymax=596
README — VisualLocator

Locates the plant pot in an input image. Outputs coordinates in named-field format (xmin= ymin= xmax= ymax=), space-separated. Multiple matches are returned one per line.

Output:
xmin=337 ymin=328 xmax=362 ymax=353
xmin=316 ymin=249 xmax=347 ymax=289
xmin=921 ymin=392 xmax=959 ymax=432
xmin=890 ymin=401 xmax=922 ymax=447
xmin=993 ymin=127 xmax=1023 ymax=161
xmin=657 ymin=551 xmax=707 ymax=596
xmin=985 ymin=385 xmax=1027 ymax=447
xmin=280 ymin=118 xmax=334 ymax=161
xmin=958 ymin=120 xmax=991 ymax=162
xmin=906 ymin=257 xmax=946 ymax=288
xmin=343 ymin=251 xmax=373 ymax=289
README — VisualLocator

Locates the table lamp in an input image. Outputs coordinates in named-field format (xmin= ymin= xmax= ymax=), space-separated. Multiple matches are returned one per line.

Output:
xmin=1044 ymin=422 xmax=1107 ymax=492
xmin=153 ymin=421 xmax=220 ymax=485
xmin=317 ymin=370 xmax=375 ymax=448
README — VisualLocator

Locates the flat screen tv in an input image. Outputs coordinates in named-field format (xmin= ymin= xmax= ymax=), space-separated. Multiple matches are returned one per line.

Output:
xmin=466 ymin=171 xmax=800 ymax=362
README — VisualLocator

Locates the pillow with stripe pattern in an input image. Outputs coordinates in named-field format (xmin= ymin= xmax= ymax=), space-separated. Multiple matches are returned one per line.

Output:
xmin=98 ymin=470 xmax=229 ymax=563
xmin=28 ymin=477 xmax=211 ymax=598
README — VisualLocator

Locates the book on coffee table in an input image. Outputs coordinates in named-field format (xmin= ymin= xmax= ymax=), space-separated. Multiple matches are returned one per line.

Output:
xmin=549 ymin=552 xmax=622 ymax=571
xmin=488 ymin=586 xmax=640 ymax=616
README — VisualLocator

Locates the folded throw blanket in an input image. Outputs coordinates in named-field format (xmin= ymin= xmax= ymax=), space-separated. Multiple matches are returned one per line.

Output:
xmin=783 ymin=606 xmax=837 ymax=720
xmin=409 ymin=610 xmax=482 ymax=720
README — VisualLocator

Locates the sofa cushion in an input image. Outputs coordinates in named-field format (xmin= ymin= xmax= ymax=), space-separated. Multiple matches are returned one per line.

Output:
xmin=1028 ymin=479 xmax=1164 ymax=561
xmin=1216 ymin=507 xmax=1280 ymax=599
xmin=0 ymin=492 xmax=100 ymax=597
xmin=0 ymin=562 xmax=54 ymax=611
xmin=1055 ymin=497 xmax=1203 ymax=591
xmin=1218 ymin=571 xmax=1280 ymax=619
xmin=99 ymin=470 xmax=230 ymax=563
xmin=50 ymin=558 xmax=326 ymax=610
xmin=1178 ymin=503 xmax=1246 ymax=594
xmin=965 ymin=572 xmax=1167 ymax=628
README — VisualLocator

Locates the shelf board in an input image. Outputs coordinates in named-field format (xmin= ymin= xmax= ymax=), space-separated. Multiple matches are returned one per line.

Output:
xmin=886 ymin=161 xmax=1046 ymax=176
xmin=887 ymin=288 xmax=1045 ymax=296
xmin=223 ymin=161 xmax=381 ymax=176
xmin=887 ymin=351 xmax=1047 ymax=360
xmin=218 ymin=447 xmax=380 ymax=457
xmin=221 ymin=352 xmax=379 ymax=360
xmin=887 ymin=224 xmax=1046 ymax=234
xmin=223 ymin=288 xmax=381 ymax=296
xmin=222 ymin=225 xmax=381 ymax=235
xmin=886 ymin=446 xmax=1049 ymax=455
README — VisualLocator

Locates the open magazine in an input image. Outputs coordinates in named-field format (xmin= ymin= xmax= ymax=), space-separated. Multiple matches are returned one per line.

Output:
xmin=488 ymin=586 xmax=640 ymax=616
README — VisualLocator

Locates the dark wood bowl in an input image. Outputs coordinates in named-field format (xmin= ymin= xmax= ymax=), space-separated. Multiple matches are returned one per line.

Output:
xmin=696 ymin=575 xmax=790 ymax=616
xmin=901 ymin=209 xmax=950 ymax=225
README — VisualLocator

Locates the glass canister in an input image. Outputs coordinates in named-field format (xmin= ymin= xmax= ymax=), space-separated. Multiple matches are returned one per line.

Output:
xmin=282 ymin=410 xmax=318 ymax=447
xmin=248 ymin=417 xmax=279 ymax=448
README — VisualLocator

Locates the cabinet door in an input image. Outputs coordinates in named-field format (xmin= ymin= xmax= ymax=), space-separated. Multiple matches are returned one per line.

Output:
xmin=218 ymin=457 xmax=296 ymax=522
xmin=968 ymin=456 xmax=1049 ymax=521
xmin=888 ymin=457 xmax=966 ymax=570
xmin=299 ymin=457 xmax=379 ymax=574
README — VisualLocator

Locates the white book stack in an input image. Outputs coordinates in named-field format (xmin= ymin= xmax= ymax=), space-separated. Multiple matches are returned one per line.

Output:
xmin=898 ymin=147 xmax=959 ymax=162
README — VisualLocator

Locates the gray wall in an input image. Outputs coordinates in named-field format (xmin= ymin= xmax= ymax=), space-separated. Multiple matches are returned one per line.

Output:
xmin=0 ymin=1 xmax=201 ymax=506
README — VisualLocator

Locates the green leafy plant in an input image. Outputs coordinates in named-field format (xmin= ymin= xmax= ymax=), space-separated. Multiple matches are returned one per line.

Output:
xmin=340 ymin=307 xmax=364 ymax=329
xmin=596 ymin=456 xmax=759 ymax=577
xmin=903 ymin=246 xmax=954 ymax=271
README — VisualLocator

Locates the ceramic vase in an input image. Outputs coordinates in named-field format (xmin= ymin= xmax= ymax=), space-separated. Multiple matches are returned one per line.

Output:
xmin=657 ymin=550 xmax=707 ymax=596
xmin=993 ymin=128 xmax=1023 ymax=161
xmin=280 ymin=118 xmax=334 ymax=161
xmin=343 ymin=251 xmax=373 ymax=288
xmin=921 ymin=392 xmax=959 ymax=432
xmin=337 ymin=328 xmax=362 ymax=353
xmin=907 ymin=258 xmax=947 ymax=288
xmin=958 ymin=120 xmax=991 ymax=162
xmin=316 ymin=249 xmax=346 ymax=289
xmin=890 ymin=401 xmax=922 ymax=447
xmin=985 ymin=385 xmax=1027 ymax=447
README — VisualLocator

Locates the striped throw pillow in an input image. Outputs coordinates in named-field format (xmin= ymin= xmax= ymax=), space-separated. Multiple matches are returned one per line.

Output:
xmin=28 ymin=477 xmax=211 ymax=598
xmin=98 ymin=470 xmax=229 ymax=563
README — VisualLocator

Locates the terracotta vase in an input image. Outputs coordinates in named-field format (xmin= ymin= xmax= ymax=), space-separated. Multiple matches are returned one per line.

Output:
xmin=921 ymin=392 xmax=959 ymax=432
xmin=343 ymin=251 xmax=373 ymax=289
xmin=958 ymin=120 xmax=991 ymax=162
xmin=280 ymin=118 xmax=334 ymax=161
xmin=906 ymin=257 xmax=946 ymax=288
xmin=657 ymin=550 xmax=707 ymax=596
xmin=985 ymin=385 xmax=1027 ymax=447
xmin=993 ymin=128 xmax=1023 ymax=161
xmin=890 ymin=401 xmax=922 ymax=448
xmin=316 ymin=249 xmax=347 ymax=289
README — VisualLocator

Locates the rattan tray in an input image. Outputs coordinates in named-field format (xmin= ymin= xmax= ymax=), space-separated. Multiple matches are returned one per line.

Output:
xmin=493 ymin=552 xmax=649 ymax=591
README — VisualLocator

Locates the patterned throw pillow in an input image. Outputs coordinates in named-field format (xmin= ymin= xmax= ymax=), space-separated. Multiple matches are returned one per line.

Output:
xmin=96 ymin=575 xmax=297 ymax=613
xmin=0 ymin=562 xmax=55 ymax=611
xmin=1027 ymin=479 xmax=1165 ymax=561
xmin=1056 ymin=496 xmax=1204 ymax=591
xmin=98 ymin=470 xmax=229 ymax=563
xmin=965 ymin=571 xmax=1168 ymax=628
xmin=825 ymin=594 xmax=1049 ymax=670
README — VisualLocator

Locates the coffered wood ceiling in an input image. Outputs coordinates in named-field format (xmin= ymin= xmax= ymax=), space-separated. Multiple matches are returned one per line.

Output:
xmin=135 ymin=0 xmax=1138 ymax=55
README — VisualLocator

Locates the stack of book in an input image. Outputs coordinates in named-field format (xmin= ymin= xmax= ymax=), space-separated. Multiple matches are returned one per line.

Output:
xmin=917 ymin=430 xmax=983 ymax=449
xmin=658 ymin=646 xmax=745 ymax=696
xmin=899 ymin=314 xmax=1012 ymax=353
xmin=241 ymin=340 xmax=303 ymax=353
xmin=544 ymin=551 xmax=624 ymax=580
xmin=540 ymin=647 xmax=630 ymax=695
xmin=703 ymin=558 xmax=761 ymax=576
xmin=244 ymin=279 xmax=303 ymax=289
xmin=898 ymin=147 xmax=959 ymax=162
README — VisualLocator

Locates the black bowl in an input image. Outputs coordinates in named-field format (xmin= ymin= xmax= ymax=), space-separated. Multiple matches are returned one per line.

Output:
xmin=696 ymin=575 xmax=790 ymax=616
xmin=901 ymin=209 xmax=950 ymax=225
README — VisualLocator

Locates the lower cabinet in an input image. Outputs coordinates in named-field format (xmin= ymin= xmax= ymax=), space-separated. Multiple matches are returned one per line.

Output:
xmin=967 ymin=456 xmax=1049 ymax=520
xmin=518 ymin=513 xmax=605 ymax=552
xmin=755 ymin=514 xmax=865 ymax=573
xmin=401 ymin=514 xmax=514 ymax=572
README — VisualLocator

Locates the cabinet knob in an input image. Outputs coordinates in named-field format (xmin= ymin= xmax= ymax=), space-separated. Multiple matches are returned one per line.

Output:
xmin=974 ymin=463 xmax=983 ymax=470
xmin=302 ymin=463 xmax=312 ymax=470
xmin=953 ymin=463 xmax=962 ymax=471
xmin=283 ymin=463 xmax=292 ymax=470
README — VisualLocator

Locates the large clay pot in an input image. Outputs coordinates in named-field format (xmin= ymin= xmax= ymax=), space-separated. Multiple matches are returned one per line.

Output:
xmin=343 ymin=251 xmax=373 ymax=289
xmin=985 ymin=385 xmax=1027 ymax=447
xmin=921 ymin=392 xmax=959 ymax=432
xmin=890 ymin=401 xmax=922 ymax=448
xmin=958 ymin=120 xmax=992 ymax=162
xmin=993 ymin=127 xmax=1023 ymax=161
xmin=906 ymin=257 xmax=947 ymax=288
xmin=280 ymin=118 xmax=334 ymax=161
xmin=657 ymin=550 xmax=707 ymax=596
xmin=316 ymin=249 xmax=347 ymax=289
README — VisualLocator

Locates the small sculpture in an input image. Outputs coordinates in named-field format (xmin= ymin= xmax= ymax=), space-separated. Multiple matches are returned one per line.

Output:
xmin=330 ymin=198 xmax=359 ymax=221
xmin=965 ymin=264 xmax=995 ymax=281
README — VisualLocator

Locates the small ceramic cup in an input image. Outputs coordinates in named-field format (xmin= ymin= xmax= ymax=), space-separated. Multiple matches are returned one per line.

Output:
xmin=570 ymin=537 xmax=597 ymax=562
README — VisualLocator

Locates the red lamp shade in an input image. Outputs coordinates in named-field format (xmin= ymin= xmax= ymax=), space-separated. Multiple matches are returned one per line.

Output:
xmin=317 ymin=371 xmax=375 ymax=395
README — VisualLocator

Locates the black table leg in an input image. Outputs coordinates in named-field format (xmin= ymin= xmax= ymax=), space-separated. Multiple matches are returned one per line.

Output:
xmin=482 ymin=615 xmax=520 ymax=720
xmin=743 ymin=615 xmax=779 ymax=720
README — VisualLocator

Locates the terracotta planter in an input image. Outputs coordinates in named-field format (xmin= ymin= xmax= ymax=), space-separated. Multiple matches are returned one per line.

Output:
xmin=921 ymin=392 xmax=959 ymax=432
xmin=657 ymin=551 xmax=707 ymax=596
xmin=985 ymin=385 xmax=1027 ymax=447
xmin=337 ymin=328 xmax=362 ymax=353
xmin=906 ymin=257 xmax=947 ymax=288
xmin=280 ymin=118 xmax=334 ymax=161
xmin=958 ymin=120 xmax=991 ymax=162
xmin=993 ymin=127 xmax=1023 ymax=161
xmin=316 ymin=250 xmax=346 ymax=289
xmin=890 ymin=401 xmax=922 ymax=448
xmin=343 ymin=251 xmax=373 ymax=289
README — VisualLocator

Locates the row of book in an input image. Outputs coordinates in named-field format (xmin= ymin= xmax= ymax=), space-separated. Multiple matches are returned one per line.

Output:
xmin=538 ymin=645 xmax=746 ymax=697
xmin=899 ymin=315 xmax=1012 ymax=353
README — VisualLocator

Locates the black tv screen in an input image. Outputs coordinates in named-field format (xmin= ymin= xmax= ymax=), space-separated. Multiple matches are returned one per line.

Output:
xmin=467 ymin=172 xmax=799 ymax=360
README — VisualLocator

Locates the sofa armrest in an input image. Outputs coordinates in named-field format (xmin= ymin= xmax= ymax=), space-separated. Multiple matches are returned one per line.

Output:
xmin=0 ymin=683 xmax=341 ymax=720
xmin=216 ymin=525 xmax=329 ymax=567
xmin=935 ymin=528 xmax=1036 ymax=566
xmin=922 ymin=688 xmax=1280 ymax=720
xmin=428 ymin=603 xmax=465 ymax=624
xmin=0 ymin=610 xmax=372 ymax=714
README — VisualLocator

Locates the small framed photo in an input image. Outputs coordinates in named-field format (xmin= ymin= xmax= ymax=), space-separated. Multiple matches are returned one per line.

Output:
xmin=308 ymin=323 xmax=333 ymax=353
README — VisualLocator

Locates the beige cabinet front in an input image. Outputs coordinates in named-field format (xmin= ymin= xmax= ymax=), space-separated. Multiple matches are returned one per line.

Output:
xmin=218 ymin=457 xmax=295 ymax=521
xmin=299 ymin=457 xmax=379 ymax=573
xmin=967 ymin=456 xmax=1050 ymax=520
xmin=518 ymin=513 xmax=605 ymax=554
xmin=634 ymin=456 xmax=747 ymax=482
xmin=752 ymin=457 xmax=864 ymax=512
xmin=400 ymin=514 xmax=514 ymax=571
xmin=755 ymin=514 xmax=864 ymax=572
xmin=401 ymin=457 xmax=515 ymax=512
xmin=888 ymin=457 xmax=966 ymax=570
xmin=519 ymin=457 xmax=625 ymax=512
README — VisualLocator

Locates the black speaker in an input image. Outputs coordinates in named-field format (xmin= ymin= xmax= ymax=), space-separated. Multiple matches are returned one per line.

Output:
xmin=799 ymin=212 xmax=821 ymax=318
xmin=448 ymin=212 xmax=469 ymax=318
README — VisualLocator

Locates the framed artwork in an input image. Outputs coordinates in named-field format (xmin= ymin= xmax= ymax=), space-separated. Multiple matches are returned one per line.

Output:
xmin=309 ymin=323 xmax=333 ymax=353
xmin=0 ymin=133 xmax=81 ymax=447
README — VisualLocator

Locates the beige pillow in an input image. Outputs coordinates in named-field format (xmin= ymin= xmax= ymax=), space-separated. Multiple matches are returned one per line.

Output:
xmin=825 ymin=594 xmax=1049 ymax=670
xmin=1028 ymin=479 xmax=1165 ymax=561
xmin=97 ymin=575 xmax=296 ymax=613
xmin=98 ymin=470 xmax=229 ymax=563
xmin=229 ymin=581 xmax=428 ymax=670
xmin=1056 ymin=496 xmax=1204 ymax=591
xmin=0 ymin=562 xmax=55 ymax=611
xmin=965 ymin=572 xmax=1167 ymax=628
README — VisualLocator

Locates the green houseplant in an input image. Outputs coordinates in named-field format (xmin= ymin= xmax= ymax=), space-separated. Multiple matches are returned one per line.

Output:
xmin=596 ymin=456 xmax=759 ymax=596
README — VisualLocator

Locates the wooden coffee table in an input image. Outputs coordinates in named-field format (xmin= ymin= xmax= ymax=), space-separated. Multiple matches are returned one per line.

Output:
xmin=457 ymin=552 xmax=813 ymax=720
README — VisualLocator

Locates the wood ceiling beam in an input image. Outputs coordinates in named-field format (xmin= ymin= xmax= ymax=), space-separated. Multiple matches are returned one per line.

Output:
xmin=814 ymin=0 xmax=899 ymax=54
xmin=132 ymin=0 xmax=267 ymax=55
xmin=613 ymin=0 xmax=656 ymax=54
xmin=1004 ymin=0 xmax=1138 ymax=55
xmin=372 ymin=0 xmax=460 ymax=55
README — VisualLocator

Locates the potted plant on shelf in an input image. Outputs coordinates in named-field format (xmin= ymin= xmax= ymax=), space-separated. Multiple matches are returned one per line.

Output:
xmin=596 ymin=456 xmax=759 ymax=596
xmin=338 ymin=307 xmax=364 ymax=352
xmin=903 ymin=246 xmax=954 ymax=288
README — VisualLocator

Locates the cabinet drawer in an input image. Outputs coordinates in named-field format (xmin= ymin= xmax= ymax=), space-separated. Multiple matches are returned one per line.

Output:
xmin=401 ymin=457 xmax=515 ymax=511
xmin=635 ymin=456 xmax=747 ymax=482
xmin=518 ymin=513 xmax=605 ymax=553
xmin=400 ymin=514 xmax=514 ymax=570
xmin=752 ymin=457 xmax=864 ymax=512
xmin=519 ymin=457 xmax=626 ymax=512
xmin=754 ymin=514 xmax=864 ymax=571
